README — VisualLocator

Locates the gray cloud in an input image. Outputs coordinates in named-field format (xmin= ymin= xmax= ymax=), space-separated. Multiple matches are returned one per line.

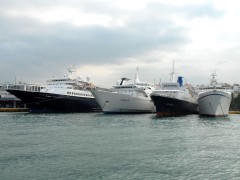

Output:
xmin=0 ymin=8 xmax=188 ymax=65
xmin=0 ymin=0 xmax=237 ymax=85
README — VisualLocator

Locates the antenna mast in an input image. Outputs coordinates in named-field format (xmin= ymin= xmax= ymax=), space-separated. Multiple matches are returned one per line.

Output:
xmin=134 ymin=67 xmax=139 ymax=83
xmin=211 ymin=71 xmax=217 ymax=87
xmin=170 ymin=61 xmax=175 ymax=82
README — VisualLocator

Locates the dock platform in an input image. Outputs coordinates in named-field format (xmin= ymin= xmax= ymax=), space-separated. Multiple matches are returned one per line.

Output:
xmin=0 ymin=108 xmax=29 ymax=112
xmin=229 ymin=111 xmax=240 ymax=114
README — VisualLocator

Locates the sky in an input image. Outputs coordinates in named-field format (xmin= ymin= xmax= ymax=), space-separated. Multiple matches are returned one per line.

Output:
xmin=0 ymin=0 xmax=240 ymax=87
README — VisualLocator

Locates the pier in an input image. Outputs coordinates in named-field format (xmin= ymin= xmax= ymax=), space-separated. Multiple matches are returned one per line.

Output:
xmin=0 ymin=108 xmax=29 ymax=112
xmin=229 ymin=111 xmax=240 ymax=114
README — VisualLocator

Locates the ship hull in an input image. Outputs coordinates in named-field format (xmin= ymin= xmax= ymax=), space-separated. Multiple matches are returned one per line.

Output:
xmin=151 ymin=95 xmax=198 ymax=116
xmin=91 ymin=89 xmax=156 ymax=113
xmin=6 ymin=89 xmax=101 ymax=113
xmin=198 ymin=91 xmax=231 ymax=117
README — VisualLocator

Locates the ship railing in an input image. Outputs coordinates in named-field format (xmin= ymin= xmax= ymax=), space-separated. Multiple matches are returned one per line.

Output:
xmin=154 ymin=91 xmax=176 ymax=98
xmin=197 ymin=87 xmax=232 ymax=93
xmin=4 ymin=84 xmax=45 ymax=92
xmin=153 ymin=90 xmax=192 ymax=99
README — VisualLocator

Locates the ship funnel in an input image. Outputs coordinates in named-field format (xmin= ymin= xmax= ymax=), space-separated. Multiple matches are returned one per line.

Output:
xmin=177 ymin=76 xmax=184 ymax=87
xmin=120 ymin=77 xmax=130 ymax=85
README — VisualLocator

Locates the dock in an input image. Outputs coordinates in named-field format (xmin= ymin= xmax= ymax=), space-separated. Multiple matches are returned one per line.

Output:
xmin=0 ymin=108 xmax=29 ymax=112
xmin=229 ymin=111 xmax=240 ymax=114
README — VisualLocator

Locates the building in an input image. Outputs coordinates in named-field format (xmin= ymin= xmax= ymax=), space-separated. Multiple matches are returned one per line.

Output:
xmin=232 ymin=84 xmax=240 ymax=98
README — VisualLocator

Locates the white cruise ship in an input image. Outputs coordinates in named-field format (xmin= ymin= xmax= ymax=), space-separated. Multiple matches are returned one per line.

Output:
xmin=90 ymin=68 xmax=156 ymax=113
xmin=197 ymin=73 xmax=232 ymax=117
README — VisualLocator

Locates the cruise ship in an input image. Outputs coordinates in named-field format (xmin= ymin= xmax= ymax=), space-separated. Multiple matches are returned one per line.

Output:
xmin=197 ymin=73 xmax=232 ymax=117
xmin=150 ymin=64 xmax=198 ymax=116
xmin=90 ymin=68 xmax=156 ymax=113
xmin=6 ymin=67 xmax=101 ymax=112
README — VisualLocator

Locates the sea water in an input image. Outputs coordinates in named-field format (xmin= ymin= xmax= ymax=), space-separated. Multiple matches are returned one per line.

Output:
xmin=0 ymin=112 xmax=240 ymax=180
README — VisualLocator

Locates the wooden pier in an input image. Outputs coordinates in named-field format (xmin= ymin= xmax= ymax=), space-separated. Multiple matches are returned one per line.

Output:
xmin=0 ymin=108 xmax=29 ymax=112
xmin=229 ymin=111 xmax=240 ymax=114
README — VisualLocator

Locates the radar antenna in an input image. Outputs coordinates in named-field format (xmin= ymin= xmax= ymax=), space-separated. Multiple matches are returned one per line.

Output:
xmin=68 ymin=65 xmax=76 ymax=75
xmin=211 ymin=71 xmax=217 ymax=87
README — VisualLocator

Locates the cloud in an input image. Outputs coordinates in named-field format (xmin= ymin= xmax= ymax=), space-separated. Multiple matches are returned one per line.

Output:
xmin=0 ymin=0 xmax=239 ymax=86
xmin=182 ymin=2 xmax=225 ymax=19
xmin=0 ymin=4 xmax=189 ymax=65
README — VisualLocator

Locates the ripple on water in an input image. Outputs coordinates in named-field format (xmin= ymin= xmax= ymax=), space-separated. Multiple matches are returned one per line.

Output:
xmin=1 ymin=113 xmax=240 ymax=179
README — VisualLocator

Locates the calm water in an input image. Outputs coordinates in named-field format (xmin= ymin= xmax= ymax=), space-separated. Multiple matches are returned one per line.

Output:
xmin=1 ymin=112 xmax=240 ymax=180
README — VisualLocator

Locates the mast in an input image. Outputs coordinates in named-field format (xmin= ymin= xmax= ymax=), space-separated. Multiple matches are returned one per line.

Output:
xmin=170 ymin=61 xmax=176 ymax=82
xmin=67 ymin=65 xmax=76 ymax=79
xmin=210 ymin=71 xmax=217 ymax=87
xmin=134 ymin=67 xmax=140 ymax=83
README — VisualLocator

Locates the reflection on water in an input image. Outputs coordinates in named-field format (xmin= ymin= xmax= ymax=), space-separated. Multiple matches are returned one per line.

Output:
xmin=198 ymin=115 xmax=231 ymax=121
xmin=197 ymin=115 xmax=232 ymax=127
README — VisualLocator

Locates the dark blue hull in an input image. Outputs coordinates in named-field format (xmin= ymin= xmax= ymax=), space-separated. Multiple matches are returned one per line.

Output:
xmin=151 ymin=95 xmax=198 ymax=116
xmin=6 ymin=90 xmax=101 ymax=113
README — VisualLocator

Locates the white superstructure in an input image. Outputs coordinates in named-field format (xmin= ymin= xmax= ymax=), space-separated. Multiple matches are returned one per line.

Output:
xmin=40 ymin=66 xmax=94 ymax=99
xmin=197 ymin=73 xmax=232 ymax=117
xmin=91 ymin=68 xmax=156 ymax=113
